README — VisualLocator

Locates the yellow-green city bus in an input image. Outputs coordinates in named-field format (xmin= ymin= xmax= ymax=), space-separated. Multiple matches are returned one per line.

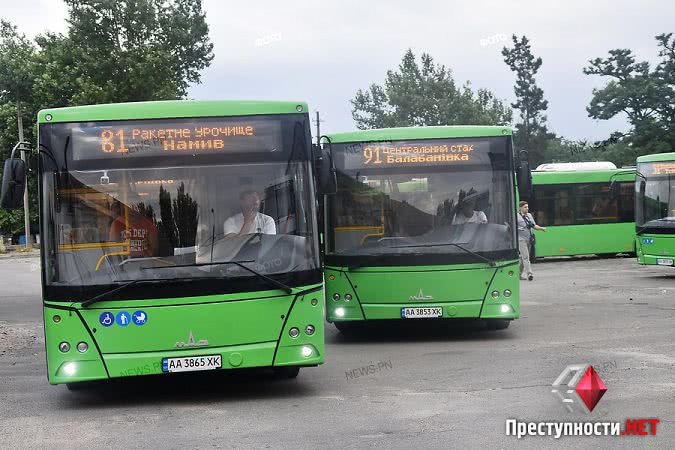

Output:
xmin=321 ymin=126 xmax=524 ymax=332
xmin=635 ymin=152 xmax=675 ymax=267
xmin=528 ymin=162 xmax=636 ymax=258
xmin=0 ymin=100 xmax=329 ymax=388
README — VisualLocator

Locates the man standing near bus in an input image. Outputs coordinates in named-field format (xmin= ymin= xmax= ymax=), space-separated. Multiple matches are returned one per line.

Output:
xmin=517 ymin=201 xmax=546 ymax=280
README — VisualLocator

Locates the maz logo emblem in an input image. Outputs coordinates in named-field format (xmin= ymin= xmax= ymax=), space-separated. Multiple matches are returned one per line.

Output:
xmin=175 ymin=330 xmax=209 ymax=348
xmin=409 ymin=289 xmax=433 ymax=301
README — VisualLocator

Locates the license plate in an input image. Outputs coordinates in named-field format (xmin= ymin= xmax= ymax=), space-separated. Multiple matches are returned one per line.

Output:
xmin=400 ymin=307 xmax=443 ymax=318
xmin=656 ymin=258 xmax=674 ymax=266
xmin=162 ymin=355 xmax=222 ymax=373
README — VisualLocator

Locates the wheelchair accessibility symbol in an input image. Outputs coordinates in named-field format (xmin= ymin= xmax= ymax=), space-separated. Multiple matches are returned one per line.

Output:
xmin=99 ymin=312 xmax=114 ymax=327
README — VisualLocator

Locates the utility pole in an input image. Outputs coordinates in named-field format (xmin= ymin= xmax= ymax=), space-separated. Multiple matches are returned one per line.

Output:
xmin=17 ymin=98 xmax=31 ymax=248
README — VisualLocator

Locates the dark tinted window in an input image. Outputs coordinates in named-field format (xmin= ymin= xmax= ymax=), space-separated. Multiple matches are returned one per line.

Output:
xmin=531 ymin=182 xmax=634 ymax=226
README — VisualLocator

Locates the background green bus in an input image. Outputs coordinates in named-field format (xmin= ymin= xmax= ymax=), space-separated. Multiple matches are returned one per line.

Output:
xmin=528 ymin=162 xmax=636 ymax=258
xmin=1 ymin=100 xmax=325 ymax=387
xmin=321 ymin=126 xmax=520 ymax=331
xmin=635 ymin=152 xmax=675 ymax=267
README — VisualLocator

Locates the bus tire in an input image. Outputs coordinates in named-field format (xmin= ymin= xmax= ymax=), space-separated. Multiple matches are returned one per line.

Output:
xmin=334 ymin=322 xmax=354 ymax=334
xmin=486 ymin=319 xmax=510 ymax=330
xmin=273 ymin=366 xmax=300 ymax=379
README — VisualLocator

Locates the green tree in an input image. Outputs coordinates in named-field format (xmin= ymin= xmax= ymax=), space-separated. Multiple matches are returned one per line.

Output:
xmin=33 ymin=0 xmax=214 ymax=107
xmin=584 ymin=33 xmax=675 ymax=155
xmin=351 ymin=49 xmax=512 ymax=129
xmin=502 ymin=35 xmax=554 ymax=165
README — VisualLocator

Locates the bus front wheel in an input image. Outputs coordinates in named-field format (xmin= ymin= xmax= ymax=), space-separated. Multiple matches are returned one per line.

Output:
xmin=273 ymin=366 xmax=300 ymax=379
xmin=485 ymin=319 xmax=511 ymax=330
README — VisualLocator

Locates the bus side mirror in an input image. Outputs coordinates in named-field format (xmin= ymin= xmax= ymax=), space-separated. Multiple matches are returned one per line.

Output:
xmin=517 ymin=160 xmax=532 ymax=200
xmin=1 ymin=158 xmax=26 ymax=209
xmin=319 ymin=149 xmax=337 ymax=195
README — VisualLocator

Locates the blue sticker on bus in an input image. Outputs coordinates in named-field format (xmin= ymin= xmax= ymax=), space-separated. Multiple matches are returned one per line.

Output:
xmin=99 ymin=312 xmax=114 ymax=327
xmin=116 ymin=311 xmax=131 ymax=327
xmin=132 ymin=310 xmax=147 ymax=326
xmin=642 ymin=238 xmax=654 ymax=245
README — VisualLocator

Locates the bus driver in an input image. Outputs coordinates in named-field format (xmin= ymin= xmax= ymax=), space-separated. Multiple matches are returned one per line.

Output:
xmin=224 ymin=190 xmax=277 ymax=237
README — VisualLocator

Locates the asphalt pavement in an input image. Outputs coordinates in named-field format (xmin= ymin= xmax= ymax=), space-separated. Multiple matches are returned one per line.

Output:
xmin=0 ymin=255 xmax=673 ymax=449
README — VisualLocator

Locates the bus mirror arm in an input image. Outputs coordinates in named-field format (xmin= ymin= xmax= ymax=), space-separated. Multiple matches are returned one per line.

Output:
xmin=516 ymin=158 xmax=532 ymax=200
xmin=317 ymin=136 xmax=337 ymax=195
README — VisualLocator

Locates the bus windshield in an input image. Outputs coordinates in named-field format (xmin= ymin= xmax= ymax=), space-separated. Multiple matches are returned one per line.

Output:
xmin=636 ymin=161 xmax=675 ymax=230
xmin=39 ymin=115 xmax=319 ymax=298
xmin=325 ymin=136 xmax=516 ymax=265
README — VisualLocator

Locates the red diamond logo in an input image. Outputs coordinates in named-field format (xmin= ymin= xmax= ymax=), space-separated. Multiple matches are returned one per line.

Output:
xmin=575 ymin=366 xmax=607 ymax=412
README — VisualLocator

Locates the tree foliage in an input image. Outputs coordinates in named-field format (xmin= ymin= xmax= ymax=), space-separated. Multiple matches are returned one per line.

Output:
xmin=351 ymin=49 xmax=512 ymax=129
xmin=584 ymin=33 xmax=675 ymax=155
xmin=502 ymin=35 xmax=554 ymax=165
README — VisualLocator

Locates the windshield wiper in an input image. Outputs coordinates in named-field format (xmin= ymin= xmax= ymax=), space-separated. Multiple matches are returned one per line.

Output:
xmin=142 ymin=261 xmax=293 ymax=294
xmin=390 ymin=242 xmax=497 ymax=267
xmin=81 ymin=277 xmax=196 ymax=308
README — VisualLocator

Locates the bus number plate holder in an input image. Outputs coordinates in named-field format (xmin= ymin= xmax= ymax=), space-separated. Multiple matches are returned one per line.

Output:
xmin=656 ymin=258 xmax=673 ymax=266
xmin=400 ymin=307 xmax=442 ymax=318
xmin=162 ymin=355 xmax=222 ymax=373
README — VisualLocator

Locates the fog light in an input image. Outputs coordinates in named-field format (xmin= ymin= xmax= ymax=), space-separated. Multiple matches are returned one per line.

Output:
xmin=500 ymin=304 xmax=511 ymax=313
xmin=63 ymin=362 xmax=76 ymax=376
xmin=311 ymin=298 xmax=318 ymax=306
xmin=59 ymin=342 xmax=70 ymax=353
xmin=53 ymin=315 xmax=61 ymax=323
xmin=76 ymin=342 xmax=88 ymax=353
xmin=333 ymin=293 xmax=340 ymax=301
xmin=305 ymin=325 xmax=315 ymax=335
xmin=491 ymin=290 xmax=500 ymax=298
xmin=344 ymin=294 xmax=352 ymax=301
xmin=289 ymin=327 xmax=300 ymax=338
xmin=335 ymin=307 xmax=346 ymax=317
xmin=301 ymin=346 xmax=313 ymax=357
xmin=503 ymin=289 xmax=512 ymax=297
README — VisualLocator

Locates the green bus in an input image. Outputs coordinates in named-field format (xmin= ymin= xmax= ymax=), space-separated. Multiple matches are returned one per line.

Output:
xmin=635 ymin=152 xmax=675 ymax=267
xmin=1 ymin=100 xmax=328 ymax=387
xmin=528 ymin=163 xmax=636 ymax=258
xmin=321 ymin=126 xmax=522 ymax=331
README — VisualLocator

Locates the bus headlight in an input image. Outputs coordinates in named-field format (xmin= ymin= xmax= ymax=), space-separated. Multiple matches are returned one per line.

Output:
xmin=76 ymin=342 xmax=89 ymax=353
xmin=503 ymin=289 xmax=512 ymax=297
xmin=305 ymin=325 xmax=315 ymax=336
xmin=500 ymin=304 xmax=511 ymax=313
xmin=491 ymin=290 xmax=500 ymax=298
xmin=59 ymin=342 xmax=70 ymax=353
xmin=63 ymin=362 xmax=77 ymax=376
xmin=344 ymin=294 xmax=352 ymax=302
xmin=333 ymin=293 xmax=341 ymax=301
xmin=335 ymin=307 xmax=346 ymax=317
xmin=289 ymin=327 xmax=300 ymax=338
xmin=301 ymin=346 xmax=313 ymax=357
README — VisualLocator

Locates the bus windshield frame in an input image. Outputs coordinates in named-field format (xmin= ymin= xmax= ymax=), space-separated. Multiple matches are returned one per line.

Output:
xmin=324 ymin=136 xmax=517 ymax=267
xmin=636 ymin=161 xmax=675 ymax=233
xmin=38 ymin=113 xmax=321 ymax=302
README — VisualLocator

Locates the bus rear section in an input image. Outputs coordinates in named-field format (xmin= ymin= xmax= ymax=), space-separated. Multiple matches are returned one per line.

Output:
xmin=528 ymin=163 xmax=636 ymax=258
xmin=635 ymin=153 xmax=675 ymax=267
xmin=29 ymin=100 xmax=325 ymax=386
xmin=322 ymin=127 xmax=520 ymax=330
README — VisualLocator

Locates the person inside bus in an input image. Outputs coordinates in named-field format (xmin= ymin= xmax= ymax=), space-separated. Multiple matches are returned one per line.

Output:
xmin=452 ymin=191 xmax=488 ymax=224
xmin=223 ymin=190 xmax=277 ymax=237
xmin=108 ymin=199 xmax=159 ymax=258
xmin=517 ymin=201 xmax=546 ymax=281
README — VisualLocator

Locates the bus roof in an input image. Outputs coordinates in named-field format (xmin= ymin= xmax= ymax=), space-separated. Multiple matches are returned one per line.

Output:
xmin=37 ymin=100 xmax=309 ymax=124
xmin=637 ymin=152 xmax=675 ymax=163
xmin=535 ymin=162 xmax=617 ymax=171
xmin=326 ymin=126 xmax=512 ymax=143
xmin=532 ymin=167 xmax=635 ymax=184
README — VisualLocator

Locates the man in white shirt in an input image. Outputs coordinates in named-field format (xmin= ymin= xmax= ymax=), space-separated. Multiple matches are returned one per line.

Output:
xmin=224 ymin=190 xmax=276 ymax=236
xmin=453 ymin=197 xmax=488 ymax=224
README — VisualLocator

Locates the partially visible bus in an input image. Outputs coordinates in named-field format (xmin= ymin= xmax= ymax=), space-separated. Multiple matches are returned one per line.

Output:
xmin=1 ymin=100 xmax=328 ymax=388
xmin=635 ymin=152 xmax=675 ymax=267
xmin=321 ymin=126 xmax=522 ymax=332
xmin=528 ymin=162 xmax=636 ymax=258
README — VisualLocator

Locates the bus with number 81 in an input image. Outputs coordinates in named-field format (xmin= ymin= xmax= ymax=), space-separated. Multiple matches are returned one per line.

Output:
xmin=0 ymin=100 xmax=334 ymax=388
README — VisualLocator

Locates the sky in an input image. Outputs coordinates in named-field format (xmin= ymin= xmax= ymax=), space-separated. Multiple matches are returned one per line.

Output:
xmin=2 ymin=0 xmax=673 ymax=141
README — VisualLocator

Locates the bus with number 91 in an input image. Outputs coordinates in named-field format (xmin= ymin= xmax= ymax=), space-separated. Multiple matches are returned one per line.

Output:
xmin=0 ymin=100 xmax=333 ymax=388
xmin=320 ymin=126 xmax=525 ymax=332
